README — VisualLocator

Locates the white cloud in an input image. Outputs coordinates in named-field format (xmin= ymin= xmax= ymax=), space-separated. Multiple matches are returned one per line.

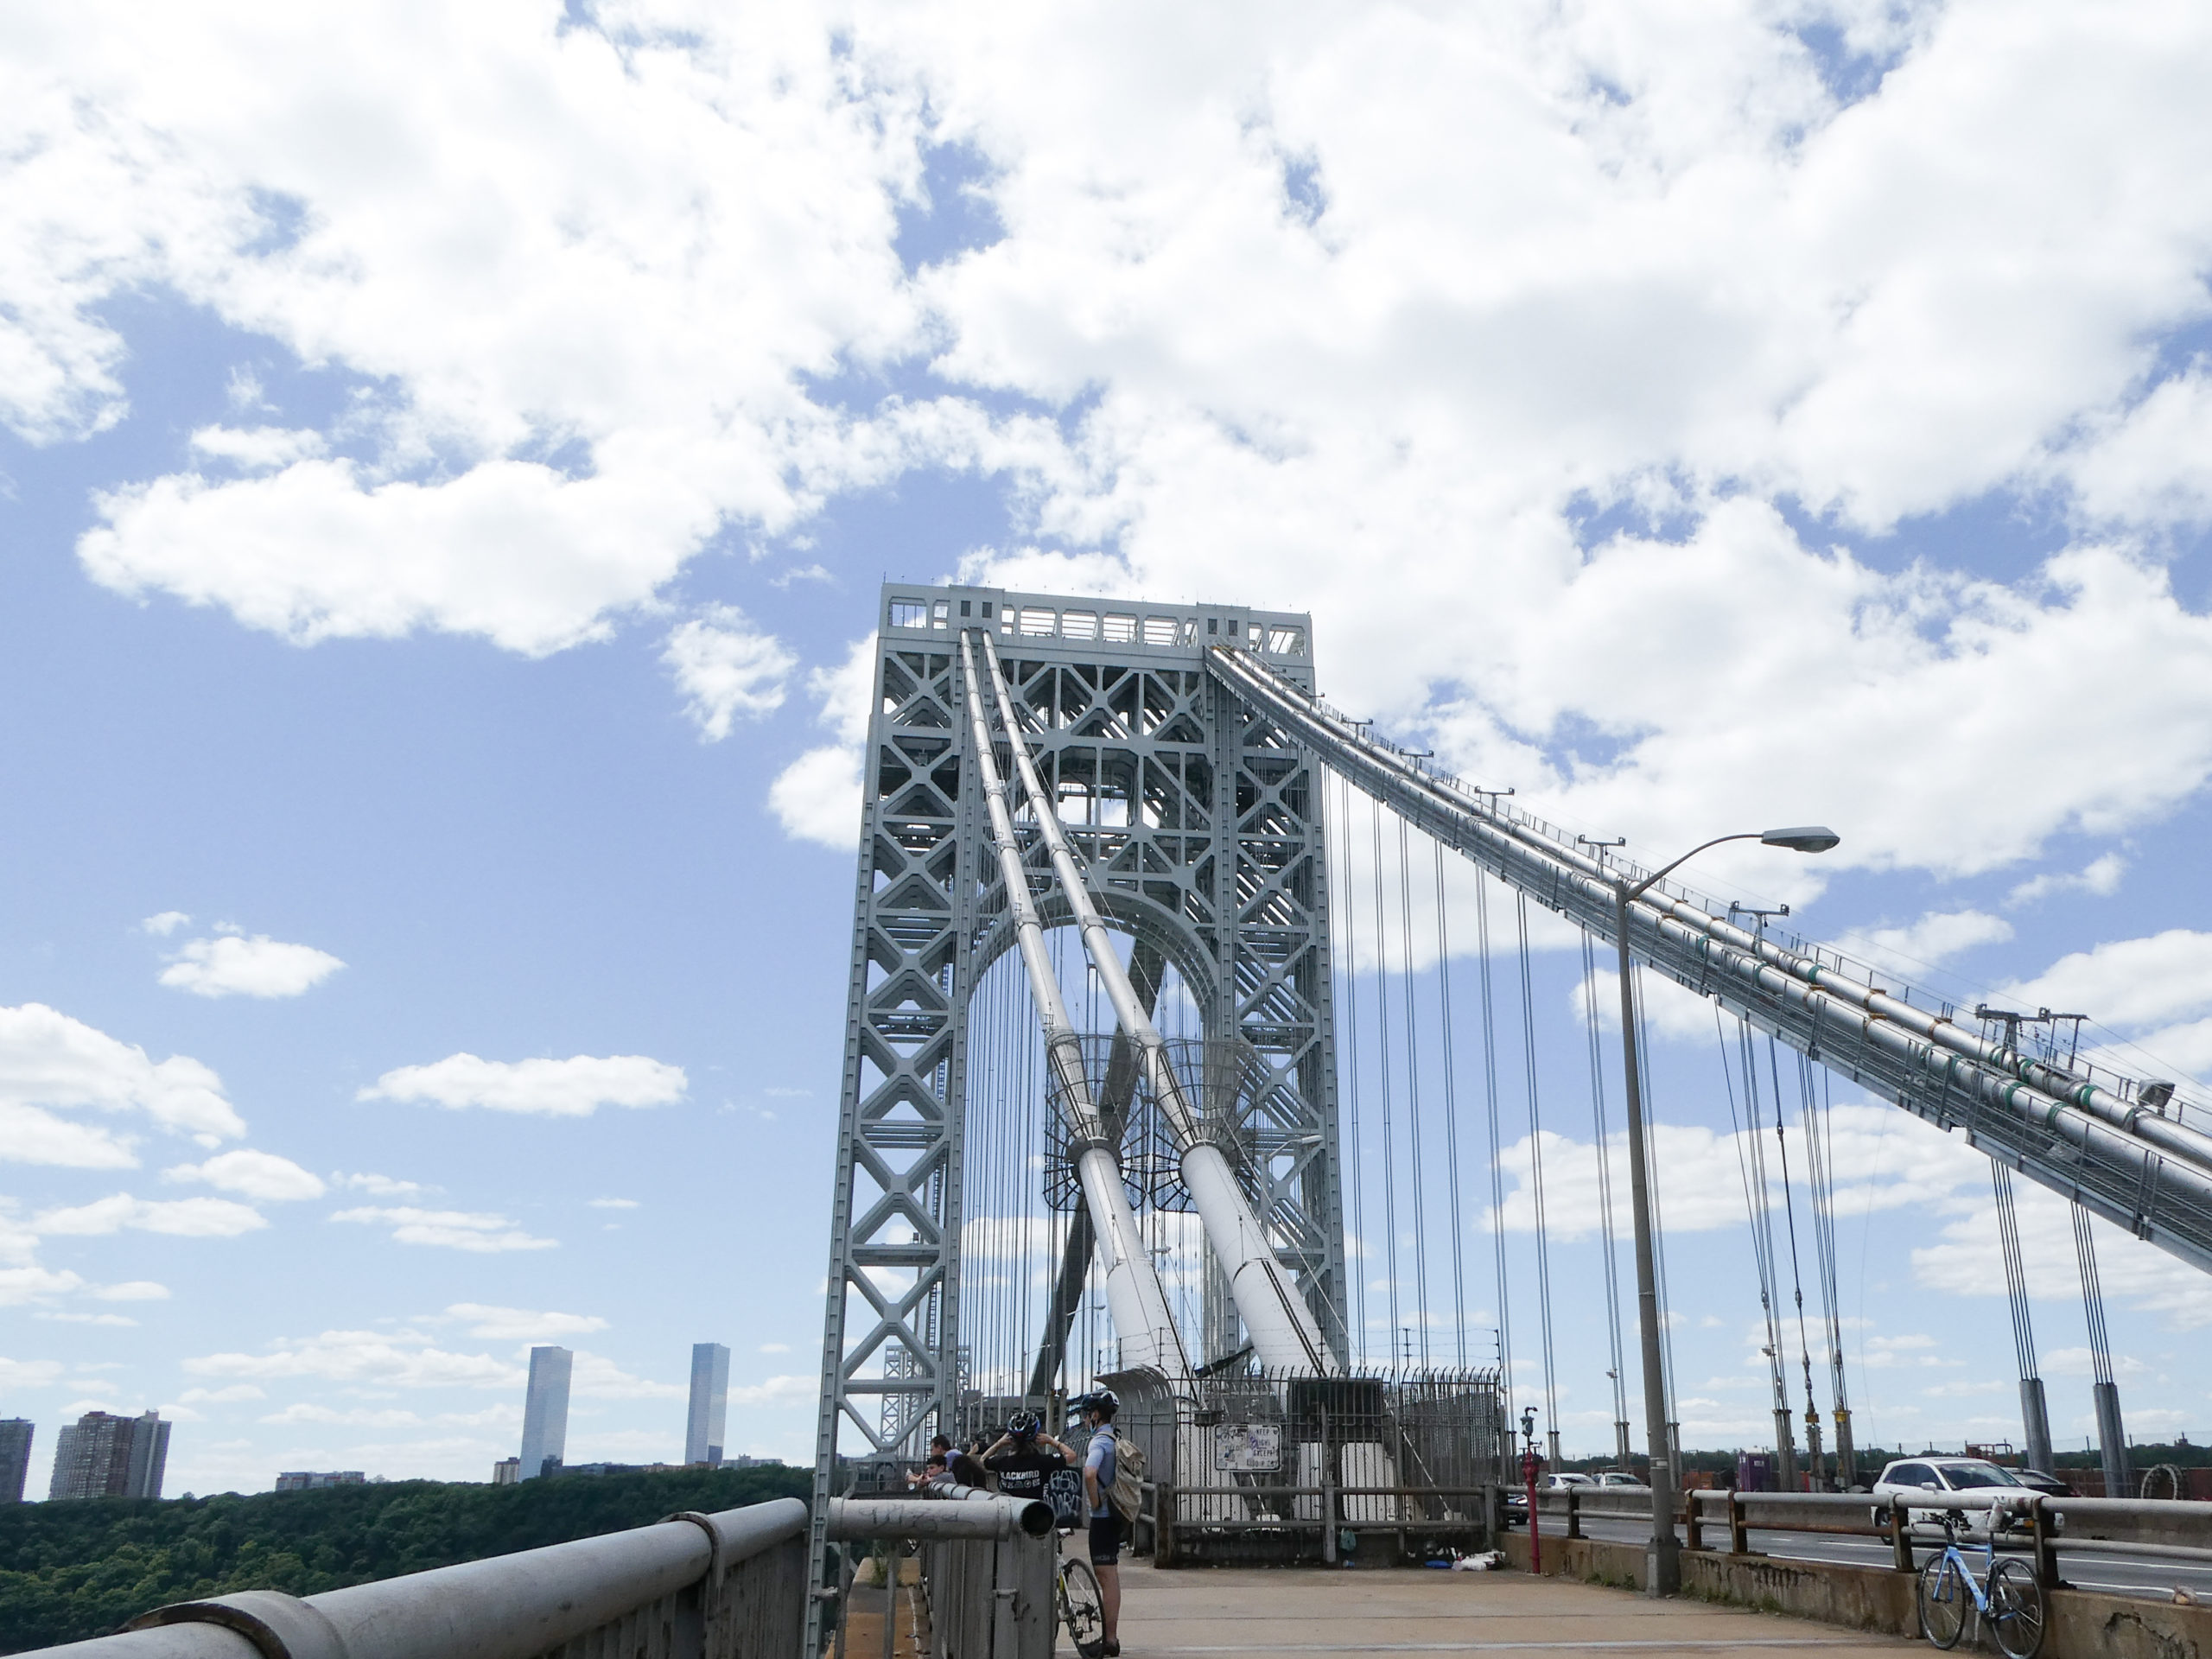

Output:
xmin=141 ymin=911 xmax=191 ymax=936
xmin=729 ymin=1374 xmax=814 ymax=1408
xmin=164 ymin=1149 xmax=327 ymax=1202
xmin=2006 ymin=853 xmax=2126 ymax=908
xmin=331 ymin=1206 xmax=556 ymax=1253
xmin=1853 ymin=909 xmax=2016 ymax=973
xmin=259 ymin=1402 xmax=425 ymax=1427
xmin=586 ymin=1198 xmax=639 ymax=1210
xmin=94 ymin=1281 xmax=171 ymax=1301
xmin=0 ymin=1001 xmax=244 ymax=1146
xmin=1999 ymin=930 xmax=2212 ymax=1033
xmin=0 ymin=1268 xmax=89 ymax=1306
xmin=160 ymin=933 xmax=345 ymax=998
xmin=334 ymin=1172 xmax=429 ymax=1198
xmin=30 ymin=1193 xmax=267 ymax=1239
xmin=179 ymin=1384 xmax=264 ymax=1403
xmin=572 ymin=1351 xmax=685 ymax=1401
xmin=185 ymin=1328 xmax=525 ymax=1389
xmin=443 ymin=1302 xmax=608 ymax=1341
xmin=40 ymin=1312 xmax=138 ymax=1326
xmin=769 ymin=633 xmax=875 ymax=849
xmin=663 ymin=604 xmax=798 ymax=741
xmin=359 ymin=1052 xmax=686 ymax=1117
xmin=188 ymin=425 xmax=328 ymax=469
xmin=1913 ymin=1181 xmax=2212 ymax=1331
xmin=759 ymin=1342 xmax=791 ymax=1354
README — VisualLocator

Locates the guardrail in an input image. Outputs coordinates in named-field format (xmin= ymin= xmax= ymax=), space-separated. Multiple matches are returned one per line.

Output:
xmin=1147 ymin=1480 xmax=1497 ymax=1567
xmin=825 ymin=1486 xmax=1055 ymax=1659
xmin=15 ymin=1499 xmax=810 ymax=1659
xmin=1530 ymin=1484 xmax=2212 ymax=1590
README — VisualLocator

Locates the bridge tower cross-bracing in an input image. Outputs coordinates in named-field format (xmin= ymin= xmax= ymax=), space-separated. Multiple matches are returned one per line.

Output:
xmin=806 ymin=585 xmax=1350 ymax=1513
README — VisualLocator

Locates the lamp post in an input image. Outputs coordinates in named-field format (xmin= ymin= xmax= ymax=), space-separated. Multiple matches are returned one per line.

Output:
xmin=1600 ymin=825 xmax=1840 ymax=1595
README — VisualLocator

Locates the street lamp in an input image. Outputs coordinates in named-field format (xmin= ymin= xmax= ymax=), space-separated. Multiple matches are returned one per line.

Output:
xmin=1599 ymin=824 xmax=1839 ymax=1595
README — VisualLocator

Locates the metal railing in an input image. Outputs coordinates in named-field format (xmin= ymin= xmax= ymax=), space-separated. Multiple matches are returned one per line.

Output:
xmin=1532 ymin=1484 xmax=2212 ymax=1591
xmin=824 ymin=1488 xmax=1055 ymax=1659
xmin=17 ymin=1500 xmax=810 ymax=1659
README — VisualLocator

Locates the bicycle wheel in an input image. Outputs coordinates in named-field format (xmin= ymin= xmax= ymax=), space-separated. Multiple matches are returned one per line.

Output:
xmin=1986 ymin=1558 xmax=2047 ymax=1659
xmin=1058 ymin=1557 xmax=1106 ymax=1658
xmin=1916 ymin=1554 xmax=1969 ymax=1649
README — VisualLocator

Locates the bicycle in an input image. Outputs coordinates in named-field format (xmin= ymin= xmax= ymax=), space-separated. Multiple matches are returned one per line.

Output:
xmin=1041 ymin=1466 xmax=1106 ymax=1658
xmin=1915 ymin=1505 xmax=2046 ymax=1658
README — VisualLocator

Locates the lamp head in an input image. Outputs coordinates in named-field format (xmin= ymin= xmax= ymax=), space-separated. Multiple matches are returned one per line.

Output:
xmin=1759 ymin=825 xmax=1840 ymax=855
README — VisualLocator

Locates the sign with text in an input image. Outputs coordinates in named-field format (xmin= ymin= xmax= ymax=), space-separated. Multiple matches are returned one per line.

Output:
xmin=1212 ymin=1421 xmax=1283 ymax=1472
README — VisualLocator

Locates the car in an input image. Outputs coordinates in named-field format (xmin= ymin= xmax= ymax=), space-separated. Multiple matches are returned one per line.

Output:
xmin=1592 ymin=1471 xmax=1649 ymax=1490
xmin=1538 ymin=1472 xmax=1596 ymax=1491
xmin=2007 ymin=1468 xmax=2071 ymax=1500
xmin=1868 ymin=1458 xmax=2064 ymax=1535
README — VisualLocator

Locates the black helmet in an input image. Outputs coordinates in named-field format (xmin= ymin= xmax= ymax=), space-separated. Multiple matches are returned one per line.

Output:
xmin=1068 ymin=1389 xmax=1119 ymax=1421
xmin=1007 ymin=1411 xmax=1040 ymax=1440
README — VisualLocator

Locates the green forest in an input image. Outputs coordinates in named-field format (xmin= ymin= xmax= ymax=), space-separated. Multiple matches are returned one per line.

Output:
xmin=0 ymin=1464 xmax=810 ymax=1655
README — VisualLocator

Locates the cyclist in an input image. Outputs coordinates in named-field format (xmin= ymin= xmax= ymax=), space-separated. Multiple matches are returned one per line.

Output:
xmin=1072 ymin=1391 xmax=1125 ymax=1658
xmin=982 ymin=1412 xmax=1077 ymax=1505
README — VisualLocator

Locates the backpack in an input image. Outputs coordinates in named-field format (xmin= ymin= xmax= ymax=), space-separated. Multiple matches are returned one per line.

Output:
xmin=1107 ymin=1428 xmax=1147 ymax=1523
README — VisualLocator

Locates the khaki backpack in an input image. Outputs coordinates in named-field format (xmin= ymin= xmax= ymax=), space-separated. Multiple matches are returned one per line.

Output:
xmin=1107 ymin=1427 xmax=1147 ymax=1523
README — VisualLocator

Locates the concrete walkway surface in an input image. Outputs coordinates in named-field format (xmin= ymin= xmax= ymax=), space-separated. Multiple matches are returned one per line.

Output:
xmin=1100 ymin=1557 xmax=1926 ymax=1656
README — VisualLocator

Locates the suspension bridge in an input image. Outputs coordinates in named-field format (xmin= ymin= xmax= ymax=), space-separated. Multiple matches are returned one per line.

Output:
xmin=34 ymin=584 xmax=2212 ymax=1659
xmin=804 ymin=582 xmax=2212 ymax=1610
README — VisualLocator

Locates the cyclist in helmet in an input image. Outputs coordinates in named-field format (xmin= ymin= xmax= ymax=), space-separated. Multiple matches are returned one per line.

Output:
xmin=1072 ymin=1391 xmax=1125 ymax=1657
xmin=981 ymin=1410 xmax=1077 ymax=1503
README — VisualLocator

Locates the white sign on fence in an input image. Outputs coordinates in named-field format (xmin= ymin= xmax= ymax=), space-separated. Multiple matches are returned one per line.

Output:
xmin=1212 ymin=1421 xmax=1283 ymax=1472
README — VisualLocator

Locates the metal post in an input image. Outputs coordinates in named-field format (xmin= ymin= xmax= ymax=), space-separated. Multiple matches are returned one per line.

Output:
xmin=1888 ymin=1496 xmax=1913 ymax=1573
xmin=2018 ymin=1380 xmax=2053 ymax=1478
xmin=1728 ymin=1492 xmax=1748 ymax=1556
xmin=1615 ymin=888 xmax=1681 ymax=1594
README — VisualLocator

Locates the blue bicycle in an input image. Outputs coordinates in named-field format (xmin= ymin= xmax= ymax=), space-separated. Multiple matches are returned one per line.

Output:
xmin=1916 ymin=1507 xmax=2045 ymax=1658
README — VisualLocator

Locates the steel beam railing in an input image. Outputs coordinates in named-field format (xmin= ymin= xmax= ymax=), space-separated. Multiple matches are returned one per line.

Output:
xmin=1206 ymin=644 xmax=2212 ymax=1276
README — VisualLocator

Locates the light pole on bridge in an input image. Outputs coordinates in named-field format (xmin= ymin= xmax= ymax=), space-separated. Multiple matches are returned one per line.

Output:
xmin=1592 ymin=824 xmax=1840 ymax=1596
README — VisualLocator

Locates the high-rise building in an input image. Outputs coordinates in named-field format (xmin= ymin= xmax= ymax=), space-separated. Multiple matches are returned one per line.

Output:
xmin=685 ymin=1343 xmax=729 ymax=1466
xmin=49 ymin=1411 xmax=169 ymax=1500
xmin=491 ymin=1458 xmax=520 ymax=1485
xmin=517 ymin=1346 xmax=572 ymax=1480
xmin=0 ymin=1421 xmax=32 ymax=1503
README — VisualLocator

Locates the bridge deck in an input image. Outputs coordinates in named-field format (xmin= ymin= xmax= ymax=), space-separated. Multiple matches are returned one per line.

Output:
xmin=1105 ymin=1555 xmax=1920 ymax=1656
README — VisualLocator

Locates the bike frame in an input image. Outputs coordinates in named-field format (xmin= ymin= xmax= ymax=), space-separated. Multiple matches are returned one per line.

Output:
xmin=1933 ymin=1533 xmax=1998 ymax=1614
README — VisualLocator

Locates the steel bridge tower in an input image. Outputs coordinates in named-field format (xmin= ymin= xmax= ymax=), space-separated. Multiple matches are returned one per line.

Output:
xmin=807 ymin=583 xmax=1350 ymax=1483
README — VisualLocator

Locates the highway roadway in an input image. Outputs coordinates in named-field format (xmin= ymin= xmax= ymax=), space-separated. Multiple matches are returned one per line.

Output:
xmin=1559 ymin=1511 xmax=2212 ymax=1605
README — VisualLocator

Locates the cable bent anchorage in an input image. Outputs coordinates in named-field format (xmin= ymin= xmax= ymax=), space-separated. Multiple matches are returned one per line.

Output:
xmin=975 ymin=630 xmax=1338 ymax=1376
xmin=957 ymin=634 xmax=1191 ymax=1383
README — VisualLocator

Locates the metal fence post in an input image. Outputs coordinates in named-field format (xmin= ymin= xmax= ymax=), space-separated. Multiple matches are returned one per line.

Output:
xmin=1728 ymin=1494 xmax=1749 ymax=1557
xmin=1684 ymin=1491 xmax=1702 ymax=1553
xmin=1567 ymin=1489 xmax=1582 ymax=1541
xmin=2028 ymin=1497 xmax=2060 ymax=1591
xmin=1888 ymin=1497 xmax=1913 ymax=1573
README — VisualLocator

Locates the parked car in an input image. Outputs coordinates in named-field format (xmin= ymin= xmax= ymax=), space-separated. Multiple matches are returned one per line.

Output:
xmin=1868 ymin=1458 xmax=2064 ymax=1535
xmin=2007 ymin=1468 xmax=2070 ymax=1500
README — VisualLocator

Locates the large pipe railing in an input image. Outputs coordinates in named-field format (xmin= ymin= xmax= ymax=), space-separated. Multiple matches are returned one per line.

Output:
xmin=957 ymin=635 xmax=1191 ymax=1381
xmin=975 ymin=630 xmax=1337 ymax=1375
xmin=1207 ymin=643 xmax=2212 ymax=1275
xmin=18 ymin=1500 xmax=809 ymax=1659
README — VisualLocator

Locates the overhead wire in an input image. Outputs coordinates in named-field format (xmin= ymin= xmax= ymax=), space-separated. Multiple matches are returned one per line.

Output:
xmin=1399 ymin=817 xmax=1432 ymax=1368
xmin=1580 ymin=928 xmax=1630 ymax=1453
xmin=1434 ymin=842 xmax=1470 ymax=1367
xmin=1516 ymin=892 xmax=1561 ymax=1454
xmin=1475 ymin=874 xmax=1516 ymax=1397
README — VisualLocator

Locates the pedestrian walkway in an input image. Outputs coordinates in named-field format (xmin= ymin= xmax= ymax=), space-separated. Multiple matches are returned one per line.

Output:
xmin=1103 ymin=1556 xmax=1924 ymax=1656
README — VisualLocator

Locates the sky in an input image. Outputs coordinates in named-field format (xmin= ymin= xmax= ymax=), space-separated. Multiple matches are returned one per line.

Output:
xmin=3 ymin=0 xmax=2212 ymax=1495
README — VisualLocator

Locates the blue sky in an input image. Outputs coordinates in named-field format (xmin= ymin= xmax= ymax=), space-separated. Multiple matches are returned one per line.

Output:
xmin=3 ymin=0 xmax=2212 ymax=1493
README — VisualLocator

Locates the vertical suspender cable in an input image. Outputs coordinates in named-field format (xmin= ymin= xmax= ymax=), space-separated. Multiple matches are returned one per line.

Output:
xmin=978 ymin=632 xmax=1335 ymax=1374
xmin=1632 ymin=965 xmax=1681 ymax=1462
xmin=1581 ymin=929 xmax=1630 ymax=1463
xmin=1335 ymin=771 xmax=1370 ymax=1366
xmin=1720 ymin=1010 xmax=1792 ymax=1485
xmin=1476 ymin=876 xmax=1516 ymax=1398
xmin=957 ymin=633 xmax=1189 ymax=1382
xmin=1764 ymin=1034 xmax=1825 ymax=1489
xmin=1796 ymin=1053 xmax=1853 ymax=1486
xmin=1516 ymin=893 xmax=1562 ymax=1465
xmin=1399 ymin=816 xmax=1431 ymax=1368
xmin=1435 ymin=842 xmax=1469 ymax=1368
xmin=1371 ymin=794 xmax=1402 ymax=1360
xmin=2075 ymin=1203 xmax=2133 ymax=1497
